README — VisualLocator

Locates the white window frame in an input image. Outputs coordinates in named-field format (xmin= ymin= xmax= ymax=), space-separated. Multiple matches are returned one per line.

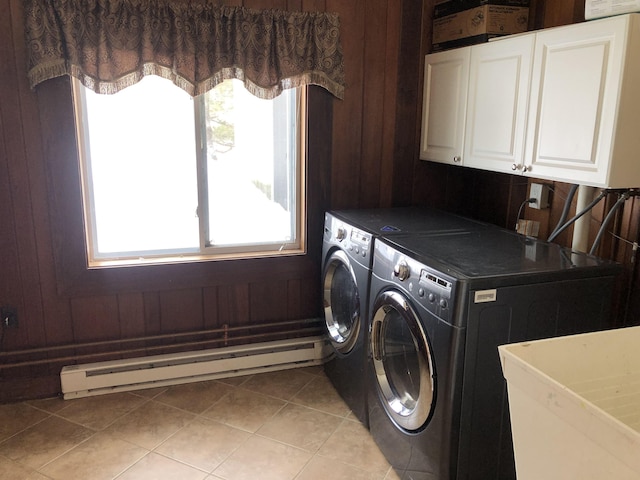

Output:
xmin=72 ymin=77 xmax=307 ymax=268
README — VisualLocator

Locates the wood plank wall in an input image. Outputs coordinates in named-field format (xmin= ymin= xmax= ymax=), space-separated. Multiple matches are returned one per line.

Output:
xmin=1 ymin=0 xmax=639 ymax=401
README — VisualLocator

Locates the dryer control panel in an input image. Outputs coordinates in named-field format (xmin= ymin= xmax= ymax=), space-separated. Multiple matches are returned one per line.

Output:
xmin=324 ymin=213 xmax=373 ymax=267
xmin=347 ymin=227 xmax=372 ymax=260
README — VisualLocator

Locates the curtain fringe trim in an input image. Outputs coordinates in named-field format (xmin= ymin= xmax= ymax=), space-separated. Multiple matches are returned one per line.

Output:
xmin=29 ymin=62 xmax=344 ymax=99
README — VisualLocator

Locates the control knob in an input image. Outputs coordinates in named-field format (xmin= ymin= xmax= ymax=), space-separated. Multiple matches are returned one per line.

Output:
xmin=393 ymin=261 xmax=410 ymax=281
xmin=336 ymin=227 xmax=347 ymax=241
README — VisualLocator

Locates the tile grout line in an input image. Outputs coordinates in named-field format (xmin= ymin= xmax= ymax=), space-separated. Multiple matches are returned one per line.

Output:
xmin=3 ymin=367 xmax=390 ymax=480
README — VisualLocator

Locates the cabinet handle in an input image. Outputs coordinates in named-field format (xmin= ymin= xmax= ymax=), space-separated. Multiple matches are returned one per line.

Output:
xmin=453 ymin=156 xmax=461 ymax=163
xmin=511 ymin=163 xmax=530 ymax=173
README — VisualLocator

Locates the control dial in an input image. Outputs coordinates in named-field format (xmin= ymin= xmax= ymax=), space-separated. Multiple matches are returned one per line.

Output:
xmin=393 ymin=261 xmax=410 ymax=281
xmin=336 ymin=227 xmax=347 ymax=241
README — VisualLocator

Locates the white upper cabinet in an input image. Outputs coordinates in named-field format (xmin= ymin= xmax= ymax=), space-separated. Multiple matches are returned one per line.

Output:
xmin=420 ymin=47 xmax=470 ymax=165
xmin=464 ymin=35 xmax=535 ymax=174
xmin=420 ymin=14 xmax=640 ymax=189
xmin=525 ymin=14 xmax=640 ymax=188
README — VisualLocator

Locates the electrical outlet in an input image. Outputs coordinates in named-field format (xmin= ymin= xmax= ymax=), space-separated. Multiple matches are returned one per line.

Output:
xmin=529 ymin=183 xmax=550 ymax=210
xmin=1 ymin=306 xmax=18 ymax=328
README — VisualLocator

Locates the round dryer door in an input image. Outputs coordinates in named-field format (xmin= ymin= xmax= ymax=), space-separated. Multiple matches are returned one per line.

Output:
xmin=323 ymin=249 xmax=361 ymax=354
xmin=370 ymin=290 xmax=435 ymax=432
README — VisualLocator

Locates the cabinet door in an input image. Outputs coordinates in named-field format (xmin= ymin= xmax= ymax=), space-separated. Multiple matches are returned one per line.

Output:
xmin=464 ymin=35 xmax=535 ymax=174
xmin=524 ymin=16 xmax=628 ymax=186
xmin=420 ymin=48 xmax=470 ymax=165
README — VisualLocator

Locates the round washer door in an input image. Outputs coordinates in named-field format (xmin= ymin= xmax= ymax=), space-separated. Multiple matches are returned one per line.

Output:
xmin=323 ymin=249 xmax=361 ymax=354
xmin=370 ymin=289 xmax=436 ymax=432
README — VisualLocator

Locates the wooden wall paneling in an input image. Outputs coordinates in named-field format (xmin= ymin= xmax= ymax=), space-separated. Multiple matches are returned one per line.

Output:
xmin=608 ymin=197 xmax=637 ymax=327
xmin=117 ymin=293 xmax=146 ymax=339
xmin=33 ymin=74 xmax=99 ymax=346
xmin=159 ymin=288 xmax=204 ymax=333
xmin=302 ymin=0 xmax=325 ymax=11
xmin=143 ymin=291 xmax=162 ymax=342
xmin=528 ymin=0 xmax=546 ymax=30
xmin=217 ymin=284 xmax=250 ymax=329
xmin=36 ymin=77 xmax=86 ymax=293
xmin=299 ymin=0 xmax=331 ymax=320
xmin=466 ymin=170 xmax=513 ymax=228
xmin=392 ymin=0 xmax=427 ymax=207
xmin=70 ymin=295 xmax=119 ymax=364
xmin=544 ymin=182 xmax=575 ymax=247
xmin=70 ymin=295 xmax=120 ymax=342
xmin=249 ymin=279 xmax=289 ymax=323
xmin=377 ymin=0 xmax=401 ymax=207
xmin=0 ymin=373 xmax=61 ymax=403
xmin=326 ymin=0 xmax=366 ymax=209
xmin=299 ymin=276 xmax=320 ymax=319
xmin=10 ymin=0 xmax=75 ymax=355
xmin=284 ymin=277 xmax=318 ymax=321
xmin=244 ymin=0 xmax=287 ymax=9
xmin=2 ymin=2 xmax=48 ymax=350
xmin=541 ymin=181 xmax=561 ymax=242
xmin=286 ymin=279 xmax=302 ymax=321
xmin=412 ymin=162 xmax=449 ymax=211
xmin=543 ymin=0 xmax=584 ymax=27
xmin=441 ymin=167 xmax=479 ymax=218
xmin=587 ymin=191 xmax=610 ymax=256
xmin=413 ymin=161 xmax=487 ymax=218
xmin=305 ymin=85 xmax=332 ymax=322
xmin=0 ymin=0 xmax=23 ymax=349
xmin=623 ymin=198 xmax=640 ymax=326
xmin=358 ymin=0 xmax=388 ymax=208
xmin=115 ymin=292 xmax=146 ymax=358
xmin=607 ymin=194 xmax=634 ymax=259
xmin=616 ymin=197 xmax=633 ymax=263
xmin=57 ymin=249 xmax=314 ymax=297
xmin=617 ymin=197 xmax=640 ymax=264
xmin=306 ymin=86 xmax=333 ymax=251
xmin=202 ymin=286 xmax=220 ymax=329
xmin=0 ymin=108 xmax=23 ymax=352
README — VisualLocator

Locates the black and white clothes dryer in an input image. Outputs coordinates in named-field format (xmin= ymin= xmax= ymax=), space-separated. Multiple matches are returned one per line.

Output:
xmin=367 ymin=228 xmax=621 ymax=479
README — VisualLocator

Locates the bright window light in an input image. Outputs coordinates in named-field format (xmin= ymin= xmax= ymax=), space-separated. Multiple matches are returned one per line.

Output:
xmin=73 ymin=75 xmax=304 ymax=266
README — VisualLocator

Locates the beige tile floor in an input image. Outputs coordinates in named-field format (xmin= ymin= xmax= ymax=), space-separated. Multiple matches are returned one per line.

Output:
xmin=0 ymin=366 xmax=401 ymax=480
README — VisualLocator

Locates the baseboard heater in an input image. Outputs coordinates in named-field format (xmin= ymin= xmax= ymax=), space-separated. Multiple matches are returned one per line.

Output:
xmin=61 ymin=336 xmax=330 ymax=399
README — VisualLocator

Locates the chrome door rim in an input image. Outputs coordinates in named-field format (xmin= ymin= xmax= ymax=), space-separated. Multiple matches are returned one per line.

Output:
xmin=323 ymin=249 xmax=360 ymax=354
xmin=371 ymin=290 xmax=435 ymax=431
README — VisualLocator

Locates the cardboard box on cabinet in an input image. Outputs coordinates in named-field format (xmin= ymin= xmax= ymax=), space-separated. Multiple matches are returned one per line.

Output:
xmin=434 ymin=0 xmax=530 ymax=18
xmin=433 ymin=5 xmax=529 ymax=51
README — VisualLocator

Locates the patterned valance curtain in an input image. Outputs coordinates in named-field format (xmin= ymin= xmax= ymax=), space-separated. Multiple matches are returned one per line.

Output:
xmin=23 ymin=0 xmax=345 ymax=99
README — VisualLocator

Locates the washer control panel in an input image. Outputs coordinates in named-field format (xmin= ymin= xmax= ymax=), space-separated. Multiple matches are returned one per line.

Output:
xmin=377 ymin=240 xmax=456 ymax=322
xmin=417 ymin=269 xmax=453 ymax=313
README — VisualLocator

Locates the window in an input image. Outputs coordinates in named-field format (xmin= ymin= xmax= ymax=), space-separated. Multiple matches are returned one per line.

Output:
xmin=72 ymin=76 xmax=305 ymax=267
